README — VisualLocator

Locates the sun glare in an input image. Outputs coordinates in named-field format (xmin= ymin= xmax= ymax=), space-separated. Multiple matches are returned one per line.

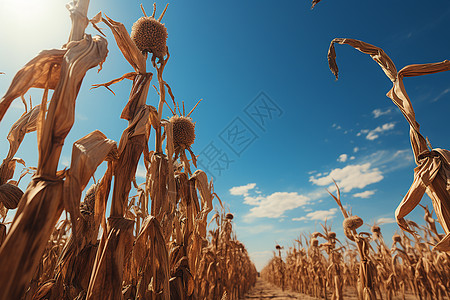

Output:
xmin=0 ymin=0 xmax=70 ymax=63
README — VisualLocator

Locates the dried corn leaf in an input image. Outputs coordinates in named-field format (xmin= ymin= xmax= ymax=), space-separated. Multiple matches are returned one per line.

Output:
xmin=37 ymin=35 xmax=108 ymax=174
xmin=133 ymin=216 xmax=170 ymax=299
xmin=311 ymin=0 xmax=323 ymax=9
xmin=117 ymin=105 xmax=156 ymax=155
xmin=55 ymin=185 xmax=98 ymax=290
xmin=102 ymin=15 xmax=146 ymax=73
xmin=328 ymin=38 xmax=450 ymax=250
xmin=6 ymin=104 xmax=40 ymax=160
xmin=0 ymin=223 xmax=6 ymax=247
xmin=0 ymin=176 xmax=64 ymax=300
xmin=94 ymin=162 xmax=113 ymax=232
xmin=191 ymin=170 xmax=214 ymax=225
xmin=148 ymin=152 xmax=169 ymax=220
xmin=86 ymin=217 xmax=134 ymax=300
xmin=0 ymin=51 xmax=64 ymax=121
xmin=121 ymin=73 xmax=153 ymax=121
xmin=66 ymin=0 xmax=91 ymax=42
xmin=0 ymin=157 xmax=25 ymax=186
xmin=63 ymin=130 xmax=118 ymax=240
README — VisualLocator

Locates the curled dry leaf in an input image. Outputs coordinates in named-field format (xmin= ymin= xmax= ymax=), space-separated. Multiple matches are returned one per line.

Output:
xmin=6 ymin=105 xmax=40 ymax=160
xmin=0 ymin=51 xmax=64 ymax=121
xmin=311 ymin=0 xmax=323 ymax=9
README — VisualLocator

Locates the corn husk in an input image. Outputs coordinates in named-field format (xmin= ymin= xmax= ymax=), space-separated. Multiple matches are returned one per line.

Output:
xmin=328 ymin=38 xmax=450 ymax=251
xmin=0 ymin=183 xmax=24 ymax=209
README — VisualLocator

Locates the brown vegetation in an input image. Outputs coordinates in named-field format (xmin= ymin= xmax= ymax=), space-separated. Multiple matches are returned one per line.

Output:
xmin=0 ymin=2 xmax=256 ymax=299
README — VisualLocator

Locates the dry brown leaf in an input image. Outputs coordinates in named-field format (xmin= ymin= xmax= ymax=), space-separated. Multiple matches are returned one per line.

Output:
xmin=133 ymin=216 xmax=170 ymax=299
xmin=102 ymin=15 xmax=147 ymax=73
xmin=311 ymin=0 xmax=323 ymax=9
xmin=63 ymin=130 xmax=118 ymax=240
xmin=6 ymin=104 xmax=40 ymax=160
xmin=0 ymin=51 xmax=64 ymax=121
xmin=86 ymin=217 xmax=134 ymax=299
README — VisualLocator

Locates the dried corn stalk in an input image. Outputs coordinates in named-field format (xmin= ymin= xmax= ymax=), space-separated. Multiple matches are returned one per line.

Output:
xmin=86 ymin=12 xmax=159 ymax=299
xmin=0 ymin=0 xmax=109 ymax=298
xmin=328 ymin=38 xmax=450 ymax=251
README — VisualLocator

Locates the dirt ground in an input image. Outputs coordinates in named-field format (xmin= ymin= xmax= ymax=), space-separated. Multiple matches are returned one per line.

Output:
xmin=240 ymin=278 xmax=420 ymax=299
xmin=240 ymin=277 xmax=345 ymax=299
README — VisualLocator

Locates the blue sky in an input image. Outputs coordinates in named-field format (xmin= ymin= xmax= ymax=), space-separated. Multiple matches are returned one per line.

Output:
xmin=1 ymin=0 xmax=450 ymax=270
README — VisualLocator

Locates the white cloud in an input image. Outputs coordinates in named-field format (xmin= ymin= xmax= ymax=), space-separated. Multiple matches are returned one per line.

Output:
xmin=377 ymin=217 xmax=396 ymax=224
xmin=60 ymin=156 xmax=70 ymax=167
xmin=353 ymin=147 xmax=359 ymax=153
xmin=372 ymin=108 xmax=392 ymax=118
xmin=230 ymin=183 xmax=256 ymax=196
xmin=337 ymin=154 xmax=348 ymax=163
xmin=76 ymin=113 xmax=88 ymax=121
xmin=360 ymin=122 xmax=395 ymax=140
xmin=367 ymin=149 xmax=414 ymax=172
xmin=309 ymin=163 xmax=383 ymax=193
xmin=350 ymin=156 xmax=355 ymax=160
xmin=293 ymin=208 xmax=338 ymax=222
xmin=353 ymin=190 xmax=376 ymax=199
xmin=136 ymin=164 xmax=147 ymax=179
xmin=244 ymin=191 xmax=310 ymax=219
xmin=332 ymin=123 xmax=342 ymax=130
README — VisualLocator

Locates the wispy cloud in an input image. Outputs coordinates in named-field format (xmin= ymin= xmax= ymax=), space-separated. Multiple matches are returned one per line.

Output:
xmin=353 ymin=147 xmax=359 ymax=153
xmin=309 ymin=163 xmax=383 ymax=193
xmin=372 ymin=108 xmax=392 ymax=118
xmin=367 ymin=149 xmax=414 ymax=172
xmin=76 ymin=113 xmax=88 ymax=121
xmin=293 ymin=208 xmax=338 ymax=222
xmin=432 ymin=87 xmax=450 ymax=102
xmin=353 ymin=190 xmax=376 ymax=199
xmin=377 ymin=217 xmax=395 ymax=224
xmin=337 ymin=154 xmax=348 ymax=163
xmin=358 ymin=122 xmax=395 ymax=140
xmin=230 ymin=183 xmax=256 ymax=196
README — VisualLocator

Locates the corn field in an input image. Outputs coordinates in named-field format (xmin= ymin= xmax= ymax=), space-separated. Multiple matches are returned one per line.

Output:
xmin=1 ymin=1 xmax=450 ymax=300
xmin=0 ymin=1 xmax=256 ymax=299
xmin=262 ymin=189 xmax=450 ymax=299
xmin=262 ymin=211 xmax=450 ymax=299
